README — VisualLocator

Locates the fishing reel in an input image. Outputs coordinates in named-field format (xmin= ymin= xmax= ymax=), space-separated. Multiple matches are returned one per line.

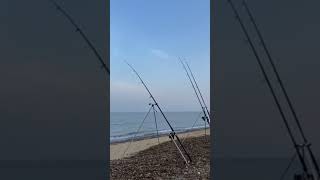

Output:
xmin=148 ymin=102 xmax=158 ymax=107
xmin=169 ymin=132 xmax=176 ymax=139
xmin=201 ymin=115 xmax=210 ymax=125
xmin=294 ymin=173 xmax=314 ymax=180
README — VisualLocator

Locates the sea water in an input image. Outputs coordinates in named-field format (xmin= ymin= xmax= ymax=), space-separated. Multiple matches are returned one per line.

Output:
xmin=110 ymin=111 xmax=207 ymax=143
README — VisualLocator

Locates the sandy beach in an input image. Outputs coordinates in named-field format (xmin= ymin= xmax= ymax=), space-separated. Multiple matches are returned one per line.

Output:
xmin=110 ymin=129 xmax=210 ymax=180
xmin=110 ymin=129 xmax=210 ymax=160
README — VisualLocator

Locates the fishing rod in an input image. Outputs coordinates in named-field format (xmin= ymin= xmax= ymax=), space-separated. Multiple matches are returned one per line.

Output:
xmin=125 ymin=61 xmax=192 ymax=163
xmin=49 ymin=0 xmax=110 ymax=75
xmin=242 ymin=1 xmax=320 ymax=178
xmin=227 ymin=0 xmax=310 ymax=176
xmin=179 ymin=58 xmax=210 ymax=126
xmin=184 ymin=59 xmax=211 ymax=123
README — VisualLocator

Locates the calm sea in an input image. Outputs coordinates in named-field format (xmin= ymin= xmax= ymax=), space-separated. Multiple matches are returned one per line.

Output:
xmin=110 ymin=111 xmax=207 ymax=143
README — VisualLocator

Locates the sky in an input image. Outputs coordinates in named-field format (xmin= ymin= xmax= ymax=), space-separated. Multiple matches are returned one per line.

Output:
xmin=110 ymin=0 xmax=210 ymax=112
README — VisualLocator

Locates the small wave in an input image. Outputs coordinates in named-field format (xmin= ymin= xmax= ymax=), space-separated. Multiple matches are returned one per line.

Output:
xmin=110 ymin=125 xmax=206 ymax=143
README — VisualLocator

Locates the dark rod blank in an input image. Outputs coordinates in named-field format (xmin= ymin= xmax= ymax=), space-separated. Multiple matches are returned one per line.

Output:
xmin=179 ymin=58 xmax=209 ymax=126
xmin=49 ymin=0 xmax=110 ymax=75
xmin=185 ymin=60 xmax=211 ymax=123
xmin=227 ymin=0 xmax=309 ymax=174
xmin=242 ymin=1 xmax=320 ymax=177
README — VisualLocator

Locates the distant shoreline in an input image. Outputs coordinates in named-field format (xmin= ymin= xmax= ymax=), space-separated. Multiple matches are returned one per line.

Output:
xmin=110 ymin=126 xmax=208 ymax=145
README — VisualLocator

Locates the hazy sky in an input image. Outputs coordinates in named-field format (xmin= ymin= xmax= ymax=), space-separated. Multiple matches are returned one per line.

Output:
xmin=110 ymin=0 xmax=210 ymax=112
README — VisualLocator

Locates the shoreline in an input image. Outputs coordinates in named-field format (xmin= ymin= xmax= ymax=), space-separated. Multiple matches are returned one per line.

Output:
xmin=110 ymin=126 xmax=208 ymax=145
xmin=110 ymin=128 xmax=210 ymax=160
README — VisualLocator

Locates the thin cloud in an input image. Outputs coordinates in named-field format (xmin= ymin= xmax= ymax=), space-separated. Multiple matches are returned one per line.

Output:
xmin=150 ymin=49 xmax=170 ymax=59
xmin=111 ymin=81 xmax=142 ymax=94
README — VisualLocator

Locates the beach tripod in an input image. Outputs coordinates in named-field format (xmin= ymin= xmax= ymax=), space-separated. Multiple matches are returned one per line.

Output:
xmin=122 ymin=103 xmax=161 ymax=158
xmin=180 ymin=111 xmax=210 ymax=145
xmin=122 ymin=102 xmax=192 ymax=164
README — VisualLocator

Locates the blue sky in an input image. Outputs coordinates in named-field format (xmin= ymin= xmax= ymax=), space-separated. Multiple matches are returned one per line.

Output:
xmin=111 ymin=0 xmax=210 ymax=112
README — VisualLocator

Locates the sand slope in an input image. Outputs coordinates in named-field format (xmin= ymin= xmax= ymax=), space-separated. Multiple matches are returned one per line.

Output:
xmin=110 ymin=129 xmax=210 ymax=160
xmin=111 ymin=134 xmax=210 ymax=180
